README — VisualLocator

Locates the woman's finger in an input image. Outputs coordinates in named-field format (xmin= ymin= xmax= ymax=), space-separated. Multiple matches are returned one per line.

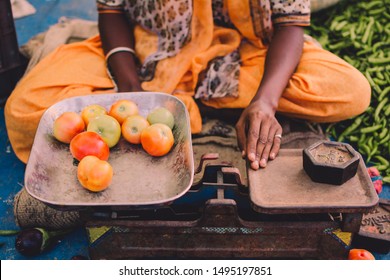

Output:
xmin=259 ymin=125 xmax=278 ymax=167
xmin=269 ymin=126 xmax=283 ymax=160
xmin=246 ymin=114 xmax=262 ymax=163
xmin=256 ymin=117 xmax=272 ymax=168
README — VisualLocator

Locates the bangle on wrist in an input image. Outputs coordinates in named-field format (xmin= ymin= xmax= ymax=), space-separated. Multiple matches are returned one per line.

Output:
xmin=105 ymin=47 xmax=135 ymax=62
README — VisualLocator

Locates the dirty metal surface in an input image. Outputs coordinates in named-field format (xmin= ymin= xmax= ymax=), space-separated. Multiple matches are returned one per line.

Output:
xmin=308 ymin=141 xmax=355 ymax=165
xmin=248 ymin=149 xmax=379 ymax=214
xmin=24 ymin=92 xmax=194 ymax=207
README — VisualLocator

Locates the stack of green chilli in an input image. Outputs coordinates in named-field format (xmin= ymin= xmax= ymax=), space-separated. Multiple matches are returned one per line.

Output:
xmin=307 ymin=0 xmax=390 ymax=183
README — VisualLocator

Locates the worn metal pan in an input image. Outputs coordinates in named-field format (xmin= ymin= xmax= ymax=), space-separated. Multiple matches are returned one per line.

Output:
xmin=25 ymin=92 xmax=194 ymax=207
xmin=248 ymin=149 xmax=379 ymax=214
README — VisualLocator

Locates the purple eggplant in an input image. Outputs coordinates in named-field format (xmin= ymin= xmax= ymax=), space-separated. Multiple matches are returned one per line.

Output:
xmin=15 ymin=228 xmax=70 ymax=257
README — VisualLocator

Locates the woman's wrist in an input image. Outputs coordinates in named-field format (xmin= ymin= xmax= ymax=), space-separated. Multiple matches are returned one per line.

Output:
xmin=251 ymin=90 xmax=279 ymax=114
xmin=117 ymin=85 xmax=141 ymax=92
xmin=117 ymin=78 xmax=142 ymax=92
xmin=106 ymin=51 xmax=142 ymax=92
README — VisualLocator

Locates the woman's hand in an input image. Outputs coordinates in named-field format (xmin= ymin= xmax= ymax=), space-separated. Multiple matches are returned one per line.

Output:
xmin=236 ymin=99 xmax=282 ymax=170
xmin=236 ymin=26 xmax=304 ymax=170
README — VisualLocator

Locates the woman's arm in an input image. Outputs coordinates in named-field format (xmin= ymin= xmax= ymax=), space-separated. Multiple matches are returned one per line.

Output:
xmin=236 ymin=25 xmax=304 ymax=170
xmin=98 ymin=12 xmax=142 ymax=92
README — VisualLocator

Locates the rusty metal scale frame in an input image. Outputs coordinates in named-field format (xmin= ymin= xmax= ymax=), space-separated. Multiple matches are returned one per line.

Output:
xmin=85 ymin=154 xmax=376 ymax=260
xmin=25 ymin=93 xmax=379 ymax=260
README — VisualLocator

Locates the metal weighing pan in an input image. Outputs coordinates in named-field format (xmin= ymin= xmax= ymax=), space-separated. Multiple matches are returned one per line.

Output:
xmin=25 ymin=92 xmax=194 ymax=207
xmin=248 ymin=149 xmax=379 ymax=214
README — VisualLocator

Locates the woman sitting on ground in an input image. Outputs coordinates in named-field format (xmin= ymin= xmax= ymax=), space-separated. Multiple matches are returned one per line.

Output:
xmin=5 ymin=0 xmax=370 ymax=171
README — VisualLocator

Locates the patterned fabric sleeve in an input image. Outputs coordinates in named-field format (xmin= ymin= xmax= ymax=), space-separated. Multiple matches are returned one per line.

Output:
xmin=96 ymin=0 xmax=125 ymax=14
xmin=271 ymin=0 xmax=310 ymax=26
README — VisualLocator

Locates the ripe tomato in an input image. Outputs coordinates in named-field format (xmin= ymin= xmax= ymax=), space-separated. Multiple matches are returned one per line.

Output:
xmin=140 ymin=123 xmax=174 ymax=157
xmin=70 ymin=131 xmax=110 ymax=161
xmin=77 ymin=155 xmax=113 ymax=192
xmin=122 ymin=115 xmax=150 ymax=144
xmin=81 ymin=104 xmax=107 ymax=126
xmin=108 ymin=99 xmax=139 ymax=124
xmin=348 ymin=249 xmax=375 ymax=260
xmin=147 ymin=107 xmax=175 ymax=129
xmin=53 ymin=112 xmax=85 ymax=143
xmin=373 ymin=180 xmax=383 ymax=194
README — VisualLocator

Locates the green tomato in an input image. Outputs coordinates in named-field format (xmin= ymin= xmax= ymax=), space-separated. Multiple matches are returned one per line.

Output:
xmin=87 ymin=115 xmax=121 ymax=148
xmin=147 ymin=107 xmax=175 ymax=130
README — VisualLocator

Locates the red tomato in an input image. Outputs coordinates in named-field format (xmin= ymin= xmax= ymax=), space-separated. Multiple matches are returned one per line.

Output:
xmin=108 ymin=99 xmax=139 ymax=124
xmin=53 ymin=112 xmax=85 ymax=143
xmin=77 ymin=155 xmax=113 ymax=192
xmin=367 ymin=167 xmax=380 ymax=178
xmin=70 ymin=131 xmax=110 ymax=161
xmin=140 ymin=123 xmax=174 ymax=157
xmin=348 ymin=249 xmax=375 ymax=260
xmin=373 ymin=180 xmax=383 ymax=194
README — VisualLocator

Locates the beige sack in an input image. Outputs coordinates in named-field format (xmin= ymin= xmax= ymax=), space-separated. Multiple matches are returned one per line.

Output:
xmin=311 ymin=0 xmax=341 ymax=13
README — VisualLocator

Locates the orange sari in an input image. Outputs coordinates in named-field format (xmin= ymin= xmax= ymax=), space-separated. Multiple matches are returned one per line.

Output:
xmin=5 ymin=0 xmax=370 ymax=163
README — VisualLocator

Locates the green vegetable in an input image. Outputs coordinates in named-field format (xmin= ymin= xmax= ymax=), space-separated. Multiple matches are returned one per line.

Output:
xmin=375 ymin=155 xmax=390 ymax=167
xmin=379 ymin=128 xmax=389 ymax=139
xmin=362 ymin=17 xmax=374 ymax=44
xmin=368 ymin=56 xmax=390 ymax=65
xmin=307 ymin=0 xmax=390 ymax=179
xmin=385 ymin=105 xmax=390 ymax=116
xmin=360 ymin=125 xmax=382 ymax=134
xmin=378 ymin=87 xmax=390 ymax=101
xmin=374 ymin=97 xmax=388 ymax=122
xmin=379 ymin=134 xmax=390 ymax=145
xmin=338 ymin=116 xmax=362 ymax=137
xmin=0 ymin=230 xmax=19 ymax=236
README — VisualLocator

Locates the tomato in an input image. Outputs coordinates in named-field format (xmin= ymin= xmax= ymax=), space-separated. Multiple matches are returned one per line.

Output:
xmin=53 ymin=112 xmax=85 ymax=143
xmin=147 ymin=107 xmax=175 ymax=129
xmin=77 ymin=155 xmax=113 ymax=192
xmin=87 ymin=115 xmax=121 ymax=148
xmin=373 ymin=180 xmax=383 ymax=194
xmin=108 ymin=99 xmax=139 ymax=124
xmin=348 ymin=249 xmax=375 ymax=260
xmin=367 ymin=167 xmax=380 ymax=178
xmin=70 ymin=131 xmax=110 ymax=161
xmin=140 ymin=123 xmax=174 ymax=157
xmin=81 ymin=104 xmax=107 ymax=126
xmin=122 ymin=115 xmax=150 ymax=144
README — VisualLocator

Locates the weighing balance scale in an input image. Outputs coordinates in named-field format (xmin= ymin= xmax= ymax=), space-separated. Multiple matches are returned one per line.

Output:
xmin=24 ymin=93 xmax=379 ymax=259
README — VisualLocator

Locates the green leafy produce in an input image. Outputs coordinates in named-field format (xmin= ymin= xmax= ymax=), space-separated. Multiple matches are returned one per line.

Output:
xmin=0 ymin=230 xmax=19 ymax=236
xmin=307 ymin=0 xmax=390 ymax=178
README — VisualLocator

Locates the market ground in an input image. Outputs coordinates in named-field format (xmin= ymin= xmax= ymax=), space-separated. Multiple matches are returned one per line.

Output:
xmin=0 ymin=0 xmax=95 ymax=260
xmin=0 ymin=0 xmax=389 ymax=260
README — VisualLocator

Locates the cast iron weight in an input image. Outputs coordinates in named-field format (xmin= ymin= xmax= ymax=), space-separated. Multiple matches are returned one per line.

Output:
xmin=303 ymin=140 xmax=360 ymax=185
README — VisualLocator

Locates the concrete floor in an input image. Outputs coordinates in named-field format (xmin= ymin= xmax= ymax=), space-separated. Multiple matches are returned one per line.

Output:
xmin=1 ymin=0 xmax=96 ymax=260
xmin=14 ymin=0 xmax=97 ymax=46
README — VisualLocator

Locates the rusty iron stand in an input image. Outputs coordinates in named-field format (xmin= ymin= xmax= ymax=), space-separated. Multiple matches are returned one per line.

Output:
xmin=84 ymin=155 xmax=367 ymax=259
